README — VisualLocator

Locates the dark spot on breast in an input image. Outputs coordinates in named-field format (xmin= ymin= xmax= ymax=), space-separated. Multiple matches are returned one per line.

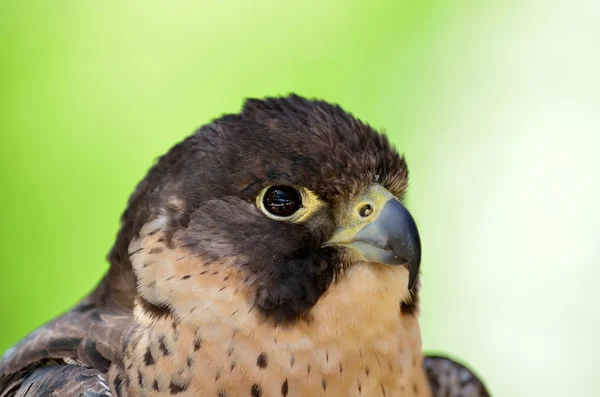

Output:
xmin=339 ymin=363 xmax=343 ymax=373
xmin=169 ymin=382 xmax=187 ymax=394
xmin=181 ymin=275 xmax=191 ymax=280
xmin=307 ymin=363 xmax=311 ymax=375
xmin=153 ymin=380 xmax=160 ymax=391
xmin=230 ymin=362 xmax=236 ymax=371
xmin=215 ymin=369 xmax=222 ymax=381
xmin=144 ymin=347 xmax=155 ymax=365
xmin=412 ymin=383 xmax=418 ymax=394
xmin=187 ymin=356 xmax=193 ymax=367
xmin=112 ymin=375 xmax=123 ymax=396
xmin=251 ymin=384 xmax=262 ymax=397
xmin=322 ymin=378 xmax=327 ymax=391
xmin=149 ymin=247 xmax=164 ymax=254
xmin=281 ymin=379 xmax=288 ymax=396
xmin=158 ymin=335 xmax=170 ymax=356
xmin=218 ymin=391 xmax=227 ymax=397
xmin=137 ymin=370 xmax=144 ymax=387
xmin=139 ymin=297 xmax=174 ymax=320
xmin=193 ymin=338 xmax=203 ymax=351
xmin=358 ymin=380 xmax=362 ymax=394
xmin=365 ymin=366 xmax=370 ymax=377
xmin=256 ymin=353 xmax=268 ymax=369
xmin=290 ymin=354 xmax=295 ymax=367
xmin=169 ymin=381 xmax=188 ymax=394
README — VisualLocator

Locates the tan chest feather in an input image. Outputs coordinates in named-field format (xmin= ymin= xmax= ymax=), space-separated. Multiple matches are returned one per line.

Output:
xmin=117 ymin=217 xmax=432 ymax=397
xmin=119 ymin=318 xmax=430 ymax=397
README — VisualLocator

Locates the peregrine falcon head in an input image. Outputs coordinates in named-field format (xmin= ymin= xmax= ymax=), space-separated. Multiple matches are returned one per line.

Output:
xmin=109 ymin=94 xmax=420 ymax=335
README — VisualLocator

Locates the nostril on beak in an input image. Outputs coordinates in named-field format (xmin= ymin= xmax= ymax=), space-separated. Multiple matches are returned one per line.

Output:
xmin=358 ymin=203 xmax=374 ymax=218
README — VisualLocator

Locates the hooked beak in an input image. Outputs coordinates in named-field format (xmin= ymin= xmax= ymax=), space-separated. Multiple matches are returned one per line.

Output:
xmin=326 ymin=185 xmax=421 ymax=290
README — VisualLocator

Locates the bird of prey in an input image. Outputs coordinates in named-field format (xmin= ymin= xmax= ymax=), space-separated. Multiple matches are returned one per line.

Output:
xmin=0 ymin=95 xmax=489 ymax=397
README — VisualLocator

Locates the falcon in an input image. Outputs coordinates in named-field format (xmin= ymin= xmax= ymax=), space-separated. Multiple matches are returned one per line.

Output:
xmin=0 ymin=95 xmax=490 ymax=397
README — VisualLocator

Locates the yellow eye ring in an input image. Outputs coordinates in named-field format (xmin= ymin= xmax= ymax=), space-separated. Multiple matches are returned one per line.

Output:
xmin=257 ymin=186 xmax=323 ymax=222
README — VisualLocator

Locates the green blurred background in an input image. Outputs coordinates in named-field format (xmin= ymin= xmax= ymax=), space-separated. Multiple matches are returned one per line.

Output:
xmin=1 ymin=1 xmax=599 ymax=395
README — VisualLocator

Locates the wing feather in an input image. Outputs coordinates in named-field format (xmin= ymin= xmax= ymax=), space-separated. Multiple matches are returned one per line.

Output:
xmin=0 ymin=278 xmax=133 ymax=396
xmin=424 ymin=355 xmax=490 ymax=397
xmin=10 ymin=365 xmax=112 ymax=397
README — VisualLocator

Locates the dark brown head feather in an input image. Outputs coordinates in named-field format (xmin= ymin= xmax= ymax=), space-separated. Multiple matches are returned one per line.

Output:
xmin=106 ymin=94 xmax=410 ymax=321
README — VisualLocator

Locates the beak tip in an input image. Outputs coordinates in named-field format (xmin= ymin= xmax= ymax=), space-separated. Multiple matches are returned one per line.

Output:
xmin=407 ymin=266 xmax=419 ymax=291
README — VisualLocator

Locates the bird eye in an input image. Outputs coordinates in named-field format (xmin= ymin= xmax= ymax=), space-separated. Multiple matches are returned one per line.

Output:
xmin=262 ymin=186 xmax=301 ymax=218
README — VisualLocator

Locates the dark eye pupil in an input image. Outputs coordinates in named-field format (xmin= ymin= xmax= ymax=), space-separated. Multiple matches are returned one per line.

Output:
xmin=263 ymin=186 xmax=301 ymax=217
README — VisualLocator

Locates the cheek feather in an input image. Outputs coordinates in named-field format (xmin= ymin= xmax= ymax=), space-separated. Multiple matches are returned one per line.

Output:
xmin=130 ymin=215 xmax=272 ymax=335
